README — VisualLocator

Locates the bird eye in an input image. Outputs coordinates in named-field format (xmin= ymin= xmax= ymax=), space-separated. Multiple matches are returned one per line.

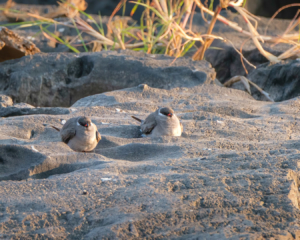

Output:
xmin=80 ymin=122 xmax=88 ymax=127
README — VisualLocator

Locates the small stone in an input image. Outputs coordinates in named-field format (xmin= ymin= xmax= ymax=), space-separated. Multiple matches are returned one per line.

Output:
xmin=82 ymin=190 xmax=87 ymax=195
xmin=138 ymin=84 xmax=148 ymax=91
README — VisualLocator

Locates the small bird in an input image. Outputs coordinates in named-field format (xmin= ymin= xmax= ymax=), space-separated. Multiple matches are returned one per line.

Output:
xmin=132 ymin=107 xmax=183 ymax=137
xmin=51 ymin=116 xmax=101 ymax=152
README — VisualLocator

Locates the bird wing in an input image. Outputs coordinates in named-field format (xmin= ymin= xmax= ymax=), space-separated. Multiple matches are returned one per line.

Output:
xmin=141 ymin=111 xmax=157 ymax=134
xmin=96 ymin=131 xmax=101 ymax=142
xmin=60 ymin=118 xmax=77 ymax=144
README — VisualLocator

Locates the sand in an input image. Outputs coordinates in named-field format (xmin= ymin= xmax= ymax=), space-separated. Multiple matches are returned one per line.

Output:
xmin=0 ymin=83 xmax=300 ymax=239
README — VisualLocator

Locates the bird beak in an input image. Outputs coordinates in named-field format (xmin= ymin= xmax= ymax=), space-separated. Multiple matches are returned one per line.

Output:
xmin=167 ymin=113 xmax=173 ymax=117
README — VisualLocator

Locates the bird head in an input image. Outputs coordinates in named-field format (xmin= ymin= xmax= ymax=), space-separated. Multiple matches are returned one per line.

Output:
xmin=159 ymin=107 xmax=174 ymax=118
xmin=78 ymin=116 xmax=92 ymax=129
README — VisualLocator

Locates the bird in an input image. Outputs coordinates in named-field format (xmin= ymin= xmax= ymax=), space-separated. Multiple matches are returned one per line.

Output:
xmin=132 ymin=107 xmax=183 ymax=137
xmin=51 ymin=116 xmax=101 ymax=152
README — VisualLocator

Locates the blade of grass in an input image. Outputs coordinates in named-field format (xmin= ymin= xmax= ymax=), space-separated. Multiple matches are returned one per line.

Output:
xmin=0 ymin=21 xmax=44 ymax=27
xmin=60 ymin=0 xmax=105 ymax=39
xmin=209 ymin=0 xmax=214 ymax=10
xmin=129 ymin=1 xmax=166 ymax=22
xmin=97 ymin=12 xmax=107 ymax=50
xmin=122 ymin=0 xmax=126 ymax=16
xmin=139 ymin=11 xmax=148 ymax=49
xmin=71 ymin=18 xmax=88 ymax=52
xmin=181 ymin=40 xmax=195 ymax=57
xmin=41 ymin=26 xmax=80 ymax=53
xmin=130 ymin=0 xmax=141 ymax=16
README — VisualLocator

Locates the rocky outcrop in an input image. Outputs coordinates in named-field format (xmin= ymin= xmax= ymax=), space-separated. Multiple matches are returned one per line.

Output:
xmin=230 ymin=60 xmax=300 ymax=102
xmin=204 ymin=40 xmax=283 ymax=84
xmin=0 ymin=94 xmax=71 ymax=117
xmin=0 ymin=50 xmax=215 ymax=107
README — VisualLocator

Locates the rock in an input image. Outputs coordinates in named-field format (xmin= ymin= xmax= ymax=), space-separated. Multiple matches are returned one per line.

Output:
xmin=204 ymin=40 xmax=283 ymax=83
xmin=244 ymin=0 xmax=299 ymax=19
xmin=0 ymin=105 xmax=71 ymax=117
xmin=0 ymin=94 xmax=71 ymax=117
xmin=190 ymin=10 xmax=295 ymax=84
xmin=231 ymin=60 xmax=300 ymax=102
xmin=0 ymin=27 xmax=40 ymax=62
xmin=0 ymin=50 xmax=215 ymax=107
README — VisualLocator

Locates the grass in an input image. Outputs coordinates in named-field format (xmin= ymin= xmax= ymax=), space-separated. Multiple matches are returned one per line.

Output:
xmin=0 ymin=0 xmax=300 ymax=62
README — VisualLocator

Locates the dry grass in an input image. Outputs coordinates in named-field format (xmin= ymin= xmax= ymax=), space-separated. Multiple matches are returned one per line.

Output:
xmin=224 ymin=76 xmax=274 ymax=102
xmin=1 ymin=0 xmax=299 ymax=101
xmin=1 ymin=0 xmax=300 ymax=63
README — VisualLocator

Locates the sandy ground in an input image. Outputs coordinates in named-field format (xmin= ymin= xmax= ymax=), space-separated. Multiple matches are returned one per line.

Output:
xmin=0 ymin=83 xmax=300 ymax=239
xmin=0 ymin=3 xmax=300 ymax=238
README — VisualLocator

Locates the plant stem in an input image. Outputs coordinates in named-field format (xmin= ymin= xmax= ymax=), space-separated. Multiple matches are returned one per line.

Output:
xmin=193 ymin=4 xmax=221 ymax=60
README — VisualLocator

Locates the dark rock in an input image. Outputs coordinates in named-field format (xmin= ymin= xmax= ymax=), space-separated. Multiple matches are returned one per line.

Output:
xmin=204 ymin=40 xmax=283 ymax=83
xmin=0 ymin=95 xmax=71 ymax=117
xmin=0 ymin=106 xmax=71 ymax=117
xmin=244 ymin=0 xmax=299 ymax=19
xmin=0 ymin=50 xmax=215 ymax=107
xmin=231 ymin=60 xmax=300 ymax=102
xmin=190 ymin=11 xmax=294 ymax=84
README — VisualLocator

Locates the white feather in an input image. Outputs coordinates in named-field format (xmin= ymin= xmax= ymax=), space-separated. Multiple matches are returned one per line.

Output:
xmin=158 ymin=112 xmax=167 ymax=117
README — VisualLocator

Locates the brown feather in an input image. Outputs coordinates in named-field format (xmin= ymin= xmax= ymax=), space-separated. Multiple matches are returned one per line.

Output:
xmin=60 ymin=118 xmax=77 ymax=144
xmin=96 ymin=131 xmax=101 ymax=142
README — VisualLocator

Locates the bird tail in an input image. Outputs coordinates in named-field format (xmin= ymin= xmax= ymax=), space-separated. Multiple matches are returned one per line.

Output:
xmin=131 ymin=116 xmax=142 ymax=123
xmin=43 ymin=123 xmax=61 ymax=131
xmin=51 ymin=125 xmax=61 ymax=132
